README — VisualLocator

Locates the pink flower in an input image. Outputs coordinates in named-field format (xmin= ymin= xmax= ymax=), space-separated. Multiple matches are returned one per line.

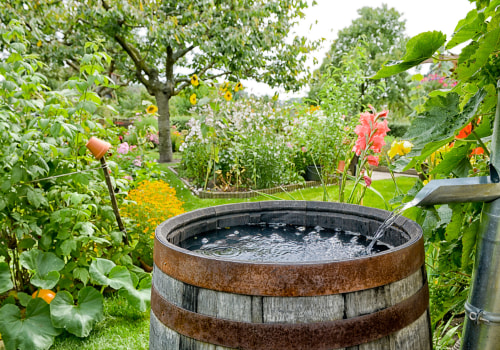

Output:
xmin=301 ymin=146 xmax=307 ymax=152
xmin=352 ymin=110 xmax=390 ymax=156
xmin=364 ymin=175 xmax=372 ymax=187
xmin=117 ymin=142 xmax=130 ymax=155
xmin=367 ymin=155 xmax=379 ymax=167
xmin=133 ymin=158 xmax=142 ymax=167
xmin=130 ymin=145 xmax=137 ymax=151
xmin=286 ymin=142 xmax=293 ymax=149
xmin=124 ymin=175 xmax=133 ymax=181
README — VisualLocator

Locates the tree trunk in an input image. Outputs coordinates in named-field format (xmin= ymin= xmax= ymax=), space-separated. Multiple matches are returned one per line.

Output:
xmin=155 ymin=91 xmax=173 ymax=163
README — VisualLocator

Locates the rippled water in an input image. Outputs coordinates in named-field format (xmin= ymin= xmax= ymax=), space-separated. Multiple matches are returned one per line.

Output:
xmin=180 ymin=223 xmax=392 ymax=262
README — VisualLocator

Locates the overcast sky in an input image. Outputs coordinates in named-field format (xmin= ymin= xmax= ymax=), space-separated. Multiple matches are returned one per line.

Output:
xmin=243 ymin=0 xmax=475 ymax=99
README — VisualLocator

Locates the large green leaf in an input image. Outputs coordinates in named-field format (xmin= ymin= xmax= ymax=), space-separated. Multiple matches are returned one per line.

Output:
xmin=404 ymin=89 xmax=486 ymax=170
xmin=118 ymin=274 xmax=151 ymax=312
xmin=372 ymin=31 xmax=446 ymax=79
xmin=20 ymin=250 xmax=65 ymax=289
xmin=456 ymin=27 xmax=500 ymax=81
xmin=0 ymin=298 xmax=61 ymax=350
xmin=89 ymin=258 xmax=133 ymax=290
xmin=446 ymin=10 xmax=486 ymax=50
xmin=50 ymin=287 xmax=103 ymax=337
xmin=0 ymin=262 xmax=13 ymax=294
xmin=430 ymin=143 xmax=472 ymax=176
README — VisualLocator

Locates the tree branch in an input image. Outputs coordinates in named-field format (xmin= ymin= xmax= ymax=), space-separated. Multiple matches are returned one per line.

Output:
xmin=173 ymin=45 xmax=195 ymax=61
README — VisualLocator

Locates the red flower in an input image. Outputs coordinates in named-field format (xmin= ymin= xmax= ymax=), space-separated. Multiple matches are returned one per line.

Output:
xmin=367 ymin=155 xmax=379 ymax=167
xmin=457 ymin=123 xmax=472 ymax=139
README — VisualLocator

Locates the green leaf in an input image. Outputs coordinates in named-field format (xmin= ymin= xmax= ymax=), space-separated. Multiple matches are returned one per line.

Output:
xmin=89 ymin=258 xmax=133 ymax=289
xmin=446 ymin=10 xmax=486 ymax=50
xmin=60 ymin=239 xmax=77 ymax=256
xmin=27 ymin=188 xmax=48 ymax=208
xmin=50 ymin=287 xmax=103 ymax=337
xmin=118 ymin=274 xmax=152 ymax=312
xmin=0 ymin=299 xmax=61 ymax=350
xmin=406 ymin=89 xmax=486 ymax=160
xmin=430 ymin=144 xmax=471 ymax=175
xmin=0 ymin=262 xmax=13 ymax=294
xmin=445 ymin=204 xmax=465 ymax=242
xmin=462 ymin=218 xmax=480 ymax=271
xmin=20 ymin=250 xmax=65 ymax=289
xmin=73 ymin=267 xmax=90 ymax=286
xmin=456 ymin=27 xmax=500 ymax=81
xmin=372 ymin=31 xmax=446 ymax=79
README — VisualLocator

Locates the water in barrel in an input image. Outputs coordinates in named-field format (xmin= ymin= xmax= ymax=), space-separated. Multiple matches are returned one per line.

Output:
xmin=181 ymin=222 xmax=392 ymax=262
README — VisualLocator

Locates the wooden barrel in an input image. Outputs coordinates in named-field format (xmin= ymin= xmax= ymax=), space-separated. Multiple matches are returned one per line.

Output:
xmin=150 ymin=201 xmax=431 ymax=350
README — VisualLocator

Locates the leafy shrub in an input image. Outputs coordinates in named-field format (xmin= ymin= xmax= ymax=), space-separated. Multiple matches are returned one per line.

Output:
xmin=0 ymin=22 xmax=151 ymax=349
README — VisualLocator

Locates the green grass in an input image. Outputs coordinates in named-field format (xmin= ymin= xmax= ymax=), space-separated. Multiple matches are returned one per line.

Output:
xmin=51 ymin=168 xmax=419 ymax=349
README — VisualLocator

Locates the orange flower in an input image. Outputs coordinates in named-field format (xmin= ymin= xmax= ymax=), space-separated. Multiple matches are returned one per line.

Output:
xmin=471 ymin=147 xmax=484 ymax=156
xmin=457 ymin=123 xmax=472 ymax=139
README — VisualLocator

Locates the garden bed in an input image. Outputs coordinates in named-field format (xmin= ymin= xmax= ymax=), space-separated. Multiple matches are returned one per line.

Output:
xmin=168 ymin=166 xmax=331 ymax=199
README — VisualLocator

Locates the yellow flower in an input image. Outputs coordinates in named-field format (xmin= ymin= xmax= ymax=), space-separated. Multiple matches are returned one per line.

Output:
xmin=220 ymin=82 xmax=229 ymax=92
xmin=191 ymin=74 xmax=199 ymax=86
xmin=189 ymin=93 xmax=197 ymax=105
xmin=146 ymin=105 xmax=158 ymax=114
xmin=36 ymin=40 xmax=42 ymax=47
xmin=224 ymin=91 xmax=232 ymax=101
xmin=234 ymin=82 xmax=243 ymax=92
xmin=388 ymin=140 xmax=413 ymax=159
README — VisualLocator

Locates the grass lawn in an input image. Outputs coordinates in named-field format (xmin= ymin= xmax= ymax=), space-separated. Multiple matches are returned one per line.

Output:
xmin=51 ymin=167 xmax=419 ymax=349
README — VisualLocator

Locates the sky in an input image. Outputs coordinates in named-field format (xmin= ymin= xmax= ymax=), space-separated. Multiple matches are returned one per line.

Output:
xmin=243 ymin=0 xmax=475 ymax=99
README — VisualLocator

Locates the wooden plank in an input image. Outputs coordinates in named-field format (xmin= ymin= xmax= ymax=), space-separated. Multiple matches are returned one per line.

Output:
xmin=263 ymin=294 xmax=344 ymax=323
xmin=149 ymin=311 xmax=180 ymax=350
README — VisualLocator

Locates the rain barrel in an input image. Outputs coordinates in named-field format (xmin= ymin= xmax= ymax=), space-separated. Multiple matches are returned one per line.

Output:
xmin=150 ymin=201 xmax=431 ymax=350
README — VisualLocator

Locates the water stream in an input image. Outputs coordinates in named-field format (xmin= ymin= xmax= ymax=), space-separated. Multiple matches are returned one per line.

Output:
xmin=366 ymin=198 xmax=419 ymax=253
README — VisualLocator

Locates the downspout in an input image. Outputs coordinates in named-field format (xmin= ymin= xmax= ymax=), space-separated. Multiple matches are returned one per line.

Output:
xmin=461 ymin=80 xmax=500 ymax=349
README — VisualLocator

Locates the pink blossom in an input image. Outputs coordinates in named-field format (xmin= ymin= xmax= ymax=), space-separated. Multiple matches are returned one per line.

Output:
xmin=367 ymin=155 xmax=379 ymax=167
xmin=133 ymin=158 xmax=142 ymax=167
xmin=286 ymin=142 xmax=293 ymax=149
xmin=130 ymin=145 xmax=137 ymax=151
xmin=117 ymin=142 xmax=130 ymax=155
xmin=352 ymin=111 xmax=390 ymax=156
xmin=364 ymin=175 xmax=372 ymax=187
xmin=124 ymin=175 xmax=133 ymax=181
xmin=301 ymin=146 xmax=307 ymax=152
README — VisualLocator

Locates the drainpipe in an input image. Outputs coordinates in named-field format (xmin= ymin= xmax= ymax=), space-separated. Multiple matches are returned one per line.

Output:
xmin=461 ymin=81 xmax=500 ymax=349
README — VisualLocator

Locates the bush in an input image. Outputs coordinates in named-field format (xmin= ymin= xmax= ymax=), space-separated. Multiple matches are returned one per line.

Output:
xmin=171 ymin=115 xmax=193 ymax=131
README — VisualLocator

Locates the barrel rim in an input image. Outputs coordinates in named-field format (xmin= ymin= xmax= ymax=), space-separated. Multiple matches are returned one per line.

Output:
xmin=154 ymin=201 xmax=424 ymax=296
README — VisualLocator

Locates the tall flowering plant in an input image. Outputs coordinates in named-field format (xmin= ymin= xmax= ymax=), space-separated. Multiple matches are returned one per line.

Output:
xmin=339 ymin=106 xmax=390 ymax=204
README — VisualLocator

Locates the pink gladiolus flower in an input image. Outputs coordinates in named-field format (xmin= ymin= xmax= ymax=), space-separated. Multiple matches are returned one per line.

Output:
xmin=364 ymin=175 xmax=372 ymax=187
xmin=352 ymin=110 xmax=390 ymax=156
xmin=117 ymin=142 xmax=130 ymax=155
xmin=367 ymin=155 xmax=379 ymax=167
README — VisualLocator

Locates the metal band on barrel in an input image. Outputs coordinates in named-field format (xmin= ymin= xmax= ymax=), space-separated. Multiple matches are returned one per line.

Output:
xmin=154 ymin=235 xmax=424 ymax=296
